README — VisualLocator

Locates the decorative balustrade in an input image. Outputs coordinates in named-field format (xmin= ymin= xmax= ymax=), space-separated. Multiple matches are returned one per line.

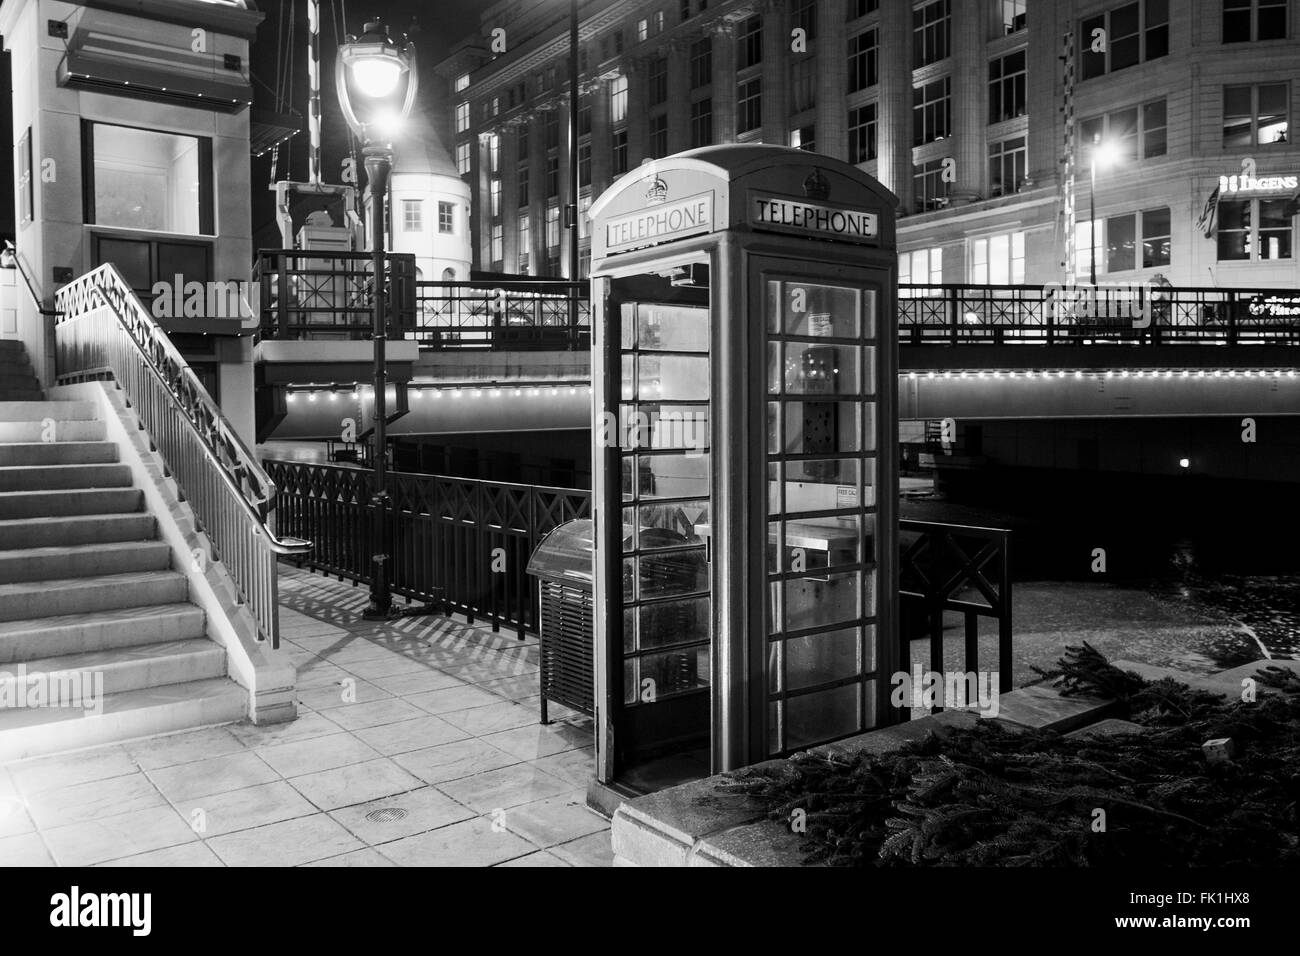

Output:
xmin=55 ymin=263 xmax=310 ymax=647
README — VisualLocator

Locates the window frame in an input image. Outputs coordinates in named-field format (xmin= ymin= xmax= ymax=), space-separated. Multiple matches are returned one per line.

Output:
xmin=82 ymin=120 xmax=214 ymax=237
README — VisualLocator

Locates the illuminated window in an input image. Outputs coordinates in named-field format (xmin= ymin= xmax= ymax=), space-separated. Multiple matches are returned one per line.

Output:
xmin=546 ymin=204 xmax=560 ymax=249
xmin=454 ymin=74 xmax=470 ymax=93
xmin=610 ymin=75 xmax=629 ymax=123
xmin=1080 ymin=98 xmax=1167 ymax=160
xmin=970 ymin=232 xmax=1025 ymax=284
xmin=456 ymin=142 xmax=471 ymax=175
xmin=401 ymin=199 xmax=423 ymax=233
xmin=1223 ymin=84 xmax=1289 ymax=146
xmin=1218 ymin=199 xmax=1293 ymax=261
xmin=999 ymin=0 xmax=1027 ymax=35
xmin=899 ymin=248 xmax=943 ymax=294
xmin=455 ymin=101 xmax=470 ymax=133
xmin=85 ymin=122 xmax=212 ymax=235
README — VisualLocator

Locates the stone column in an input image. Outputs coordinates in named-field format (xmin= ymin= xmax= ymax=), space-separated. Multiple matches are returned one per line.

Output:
xmin=815 ymin=0 xmax=848 ymax=160
xmin=588 ymin=79 xmax=612 ymax=196
xmin=876 ymin=0 xmax=913 ymax=202
xmin=665 ymin=37 xmax=691 ymax=154
xmin=624 ymin=59 xmax=648 ymax=167
xmin=761 ymin=0 xmax=790 ymax=144
xmin=502 ymin=125 xmax=520 ymax=267
xmin=949 ymin=0 xmax=985 ymax=205
xmin=526 ymin=110 xmax=547 ymax=271
xmin=711 ymin=20 xmax=737 ymax=144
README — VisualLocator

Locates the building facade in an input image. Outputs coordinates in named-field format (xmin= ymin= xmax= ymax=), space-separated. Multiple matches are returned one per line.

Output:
xmin=381 ymin=105 xmax=474 ymax=284
xmin=436 ymin=0 xmax=1299 ymax=289
xmin=1 ymin=0 xmax=266 ymax=442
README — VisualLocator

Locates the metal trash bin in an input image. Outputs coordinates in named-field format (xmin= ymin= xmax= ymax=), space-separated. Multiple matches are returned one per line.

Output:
xmin=527 ymin=519 xmax=597 ymax=724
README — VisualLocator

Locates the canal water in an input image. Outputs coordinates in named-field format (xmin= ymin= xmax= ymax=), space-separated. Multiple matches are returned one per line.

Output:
xmin=902 ymin=469 xmax=1300 ymax=671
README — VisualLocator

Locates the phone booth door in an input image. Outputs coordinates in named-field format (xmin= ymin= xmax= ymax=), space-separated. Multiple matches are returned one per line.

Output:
xmin=599 ymin=255 xmax=714 ymax=791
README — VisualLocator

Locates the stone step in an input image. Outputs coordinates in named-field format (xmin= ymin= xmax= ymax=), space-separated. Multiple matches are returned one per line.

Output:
xmin=0 ymin=340 xmax=24 ymax=356
xmin=0 ymin=639 xmax=226 ymax=706
xmin=0 ymin=487 xmax=142 ymax=519
xmin=0 ymin=388 xmax=42 ymax=402
xmin=0 ymin=513 xmax=155 ymax=549
xmin=0 ymin=359 xmax=35 ymax=375
xmin=0 ymin=401 xmax=96 ymax=422
xmin=0 ymin=419 xmax=105 ymax=443
xmin=0 ymin=571 xmax=188 ymax=623
xmin=0 ymin=463 xmax=133 ymax=492
xmin=0 ymin=441 xmax=119 ymax=467
xmin=0 ymin=540 xmax=171 ymax=584
xmin=0 ymin=603 xmax=207 ymax=664
xmin=0 ymin=371 xmax=38 ymax=390
xmin=0 ymin=677 xmax=246 ymax=763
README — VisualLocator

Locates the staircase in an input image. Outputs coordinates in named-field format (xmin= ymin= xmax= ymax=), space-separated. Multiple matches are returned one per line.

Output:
xmin=0 ymin=360 xmax=246 ymax=762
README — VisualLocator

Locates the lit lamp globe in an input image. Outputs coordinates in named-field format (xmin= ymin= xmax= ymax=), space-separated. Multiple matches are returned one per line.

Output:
xmin=335 ymin=20 xmax=419 ymax=147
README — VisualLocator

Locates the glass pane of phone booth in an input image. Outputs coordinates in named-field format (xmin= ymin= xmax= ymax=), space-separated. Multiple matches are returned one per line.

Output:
xmin=765 ymin=279 xmax=879 ymax=756
xmin=611 ymin=268 xmax=712 ymax=789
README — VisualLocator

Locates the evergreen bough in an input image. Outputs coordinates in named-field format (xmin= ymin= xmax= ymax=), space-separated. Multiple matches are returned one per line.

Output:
xmin=719 ymin=646 xmax=1300 ymax=866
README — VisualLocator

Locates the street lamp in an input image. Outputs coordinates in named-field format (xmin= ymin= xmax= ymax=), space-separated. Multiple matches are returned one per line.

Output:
xmin=1089 ymin=137 xmax=1121 ymax=285
xmin=567 ymin=0 xmax=580 ymax=343
xmin=336 ymin=19 xmax=418 ymax=620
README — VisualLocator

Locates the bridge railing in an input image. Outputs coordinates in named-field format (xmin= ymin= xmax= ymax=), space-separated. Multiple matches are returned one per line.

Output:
xmin=254 ymin=249 xmax=418 ymax=341
xmin=898 ymin=284 xmax=1300 ymax=346
xmin=264 ymin=460 xmax=592 ymax=638
xmin=413 ymin=280 xmax=590 ymax=351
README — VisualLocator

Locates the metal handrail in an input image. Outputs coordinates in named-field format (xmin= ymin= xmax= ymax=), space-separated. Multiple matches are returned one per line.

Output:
xmin=54 ymin=263 xmax=310 ymax=647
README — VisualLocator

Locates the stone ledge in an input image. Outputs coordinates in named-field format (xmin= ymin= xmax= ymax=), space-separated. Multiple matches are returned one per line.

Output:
xmin=611 ymin=683 xmax=1124 ymax=867
xmin=1112 ymin=659 xmax=1300 ymax=701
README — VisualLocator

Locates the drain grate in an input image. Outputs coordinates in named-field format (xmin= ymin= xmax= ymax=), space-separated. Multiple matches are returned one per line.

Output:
xmin=365 ymin=807 xmax=408 ymax=824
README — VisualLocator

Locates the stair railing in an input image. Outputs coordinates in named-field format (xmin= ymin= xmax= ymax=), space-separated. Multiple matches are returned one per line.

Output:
xmin=53 ymin=263 xmax=310 ymax=648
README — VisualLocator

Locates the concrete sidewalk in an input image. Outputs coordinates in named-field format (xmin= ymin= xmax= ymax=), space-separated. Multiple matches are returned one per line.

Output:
xmin=0 ymin=566 xmax=610 ymax=867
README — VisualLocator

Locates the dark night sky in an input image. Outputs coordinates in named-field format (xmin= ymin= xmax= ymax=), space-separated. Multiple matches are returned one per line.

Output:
xmin=0 ymin=0 xmax=491 ymax=244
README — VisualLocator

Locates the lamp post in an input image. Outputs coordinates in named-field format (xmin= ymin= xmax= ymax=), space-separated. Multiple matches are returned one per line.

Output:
xmin=335 ymin=19 xmax=418 ymax=620
xmin=1089 ymin=137 xmax=1120 ymax=285
xmin=567 ymin=0 xmax=580 ymax=345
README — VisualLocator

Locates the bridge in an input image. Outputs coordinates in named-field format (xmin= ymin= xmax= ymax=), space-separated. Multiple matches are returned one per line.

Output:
xmin=253 ymin=257 xmax=1300 ymax=442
